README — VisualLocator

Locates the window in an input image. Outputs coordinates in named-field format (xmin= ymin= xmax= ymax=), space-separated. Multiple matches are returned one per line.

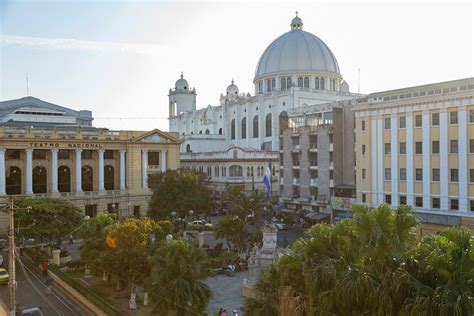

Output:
xmin=265 ymin=113 xmax=272 ymax=137
xmin=384 ymin=118 xmax=391 ymax=129
xmin=399 ymin=196 xmax=407 ymax=205
xmin=104 ymin=150 xmax=114 ymax=159
xmin=432 ymin=168 xmax=440 ymax=182
xmin=400 ymin=168 xmax=407 ymax=181
xmin=297 ymin=77 xmax=303 ymax=87
xmin=432 ymin=141 xmax=440 ymax=154
xmin=385 ymin=194 xmax=392 ymax=204
xmin=85 ymin=205 xmax=97 ymax=218
xmin=470 ymin=169 xmax=474 ymax=183
xmin=253 ymin=115 xmax=259 ymax=138
xmin=415 ymin=168 xmax=423 ymax=181
xmin=280 ymin=77 xmax=286 ymax=90
xmin=361 ymin=120 xmax=366 ymax=131
xmin=266 ymin=79 xmax=272 ymax=92
xmin=432 ymin=198 xmax=440 ymax=209
xmin=229 ymin=165 xmax=243 ymax=177
xmin=133 ymin=206 xmax=140 ymax=218
xmin=6 ymin=149 xmax=21 ymax=160
xmin=362 ymin=168 xmax=366 ymax=180
xmin=384 ymin=143 xmax=391 ymax=155
xmin=231 ymin=119 xmax=236 ymax=140
xmin=451 ymin=199 xmax=459 ymax=210
xmin=361 ymin=144 xmax=366 ymax=155
xmin=385 ymin=168 xmax=391 ymax=180
xmin=432 ymin=113 xmax=440 ymax=126
xmin=148 ymin=152 xmax=160 ymax=166
xmin=415 ymin=142 xmax=422 ymax=154
xmin=218 ymin=128 xmax=223 ymax=135
xmin=82 ymin=150 xmax=93 ymax=160
xmin=399 ymin=116 xmax=406 ymax=128
xmin=330 ymin=79 xmax=336 ymax=91
xmin=470 ymin=109 xmax=474 ymax=123
xmin=450 ymin=111 xmax=458 ymax=124
xmin=362 ymin=193 xmax=366 ymax=203
xmin=451 ymin=169 xmax=459 ymax=182
xmin=304 ymin=77 xmax=309 ymax=88
xmin=471 ymin=200 xmax=474 ymax=212
xmin=315 ymin=77 xmax=320 ymax=89
xmin=400 ymin=142 xmax=406 ymax=154
xmin=271 ymin=78 xmax=276 ymax=90
xmin=415 ymin=197 xmax=423 ymax=207
xmin=320 ymin=78 xmax=325 ymax=90
xmin=258 ymin=81 xmax=263 ymax=93
xmin=287 ymin=77 xmax=292 ymax=89
xmin=33 ymin=150 xmax=46 ymax=159
xmin=58 ymin=150 xmax=69 ymax=160
xmin=450 ymin=140 xmax=458 ymax=153
xmin=415 ymin=114 xmax=422 ymax=127
xmin=241 ymin=117 xmax=247 ymax=139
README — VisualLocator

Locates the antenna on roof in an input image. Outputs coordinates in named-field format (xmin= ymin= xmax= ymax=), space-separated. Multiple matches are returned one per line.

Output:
xmin=358 ymin=68 xmax=361 ymax=94
xmin=26 ymin=73 xmax=29 ymax=96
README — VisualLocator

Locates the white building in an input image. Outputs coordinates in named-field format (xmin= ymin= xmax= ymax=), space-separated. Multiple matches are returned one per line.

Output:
xmin=168 ymin=14 xmax=359 ymax=194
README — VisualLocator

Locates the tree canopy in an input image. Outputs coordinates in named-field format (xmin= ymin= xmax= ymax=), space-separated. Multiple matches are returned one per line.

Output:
xmin=147 ymin=169 xmax=212 ymax=219
xmin=13 ymin=197 xmax=83 ymax=243
xmin=244 ymin=204 xmax=474 ymax=315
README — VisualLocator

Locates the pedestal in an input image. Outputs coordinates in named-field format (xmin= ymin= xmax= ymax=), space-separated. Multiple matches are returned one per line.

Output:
xmin=51 ymin=249 xmax=61 ymax=266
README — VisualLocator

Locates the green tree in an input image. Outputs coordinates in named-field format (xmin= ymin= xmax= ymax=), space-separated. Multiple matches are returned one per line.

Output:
xmin=150 ymin=239 xmax=213 ymax=315
xmin=147 ymin=169 xmax=212 ymax=219
xmin=13 ymin=197 xmax=83 ymax=243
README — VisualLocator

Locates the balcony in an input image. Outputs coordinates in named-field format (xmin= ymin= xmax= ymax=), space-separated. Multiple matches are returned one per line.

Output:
xmin=310 ymin=178 xmax=318 ymax=186
xmin=330 ymin=179 xmax=334 ymax=187
xmin=329 ymin=143 xmax=333 ymax=151
xmin=292 ymin=178 xmax=300 ymax=185
xmin=292 ymin=165 xmax=300 ymax=170
xmin=329 ymin=161 xmax=334 ymax=169
xmin=309 ymin=147 xmax=318 ymax=152
xmin=291 ymin=145 xmax=301 ymax=152
xmin=280 ymin=178 xmax=284 ymax=185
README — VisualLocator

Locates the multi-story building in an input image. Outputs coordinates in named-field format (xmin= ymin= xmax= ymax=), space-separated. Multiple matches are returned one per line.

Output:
xmin=0 ymin=96 xmax=180 ymax=231
xmin=279 ymin=100 xmax=356 ymax=221
xmin=355 ymin=78 xmax=474 ymax=235
xmin=168 ymin=14 xmax=359 ymax=194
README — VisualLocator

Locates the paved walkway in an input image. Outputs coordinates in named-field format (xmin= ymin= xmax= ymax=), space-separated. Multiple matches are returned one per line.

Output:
xmin=205 ymin=272 xmax=246 ymax=314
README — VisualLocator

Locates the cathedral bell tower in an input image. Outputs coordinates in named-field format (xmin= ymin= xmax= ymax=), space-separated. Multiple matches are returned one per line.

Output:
xmin=168 ymin=72 xmax=197 ymax=118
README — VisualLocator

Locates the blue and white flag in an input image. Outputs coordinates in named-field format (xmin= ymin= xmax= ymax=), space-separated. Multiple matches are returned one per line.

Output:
xmin=263 ymin=161 xmax=272 ymax=196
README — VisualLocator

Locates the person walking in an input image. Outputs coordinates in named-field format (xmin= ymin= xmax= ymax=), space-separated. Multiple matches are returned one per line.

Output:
xmin=232 ymin=310 xmax=238 ymax=316
xmin=69 ymin=234 xmax=74 ymax=245
xmin=42 ymin=260 xmax=49 ymax=276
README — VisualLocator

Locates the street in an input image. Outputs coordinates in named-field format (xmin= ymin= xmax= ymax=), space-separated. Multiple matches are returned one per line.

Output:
xmin=0 ymin=249 xmax=85 ymax=315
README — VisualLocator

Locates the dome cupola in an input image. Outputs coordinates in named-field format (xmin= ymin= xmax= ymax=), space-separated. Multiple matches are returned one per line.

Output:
xmin=175 ymin=72 xmax=189 ymax=91
xmin=226 ymin=79 xmax=239 ymax=96
xmin=291 ymin=11 xmax=303 ymax=30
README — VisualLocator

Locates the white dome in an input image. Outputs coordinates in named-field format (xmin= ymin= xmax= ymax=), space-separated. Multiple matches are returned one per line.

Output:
xmin=226 ymin=79 xmax=239 ymax=95
xmin=255 ymin=15 xmax=340 ymax=81
xmin=175 ymin=72 xmax=189 ymax=90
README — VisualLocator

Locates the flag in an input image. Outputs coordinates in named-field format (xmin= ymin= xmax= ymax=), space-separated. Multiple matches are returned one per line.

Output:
xmin=263 ymin=161 xmax=272 ymax=196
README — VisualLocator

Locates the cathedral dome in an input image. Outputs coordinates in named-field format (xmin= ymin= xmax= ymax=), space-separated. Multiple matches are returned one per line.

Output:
xmin=226 ymin=79 xmax=239 ymax=95
xmin=254 ymin=14 xmax=340 ymax=82
xmin=175 ymin=72 xmax=189 ymax=90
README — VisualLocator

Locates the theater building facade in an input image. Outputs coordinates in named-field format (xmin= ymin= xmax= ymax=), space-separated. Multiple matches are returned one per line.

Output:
xmin=0 ymin=96 xmax=180 ymax=231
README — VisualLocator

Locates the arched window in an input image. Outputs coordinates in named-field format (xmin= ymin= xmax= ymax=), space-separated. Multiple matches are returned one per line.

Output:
xmin=6 ymin=166 xmax=21 ymax=195
xmin=320 ymin=78 xmax=325 ymax=90
xmin=229 ymin=165 xmax=243 ymax=177
xmin=251 ymin=166 xmax=254 ymax=176
xmin=82 ymin=165 xmax=93 ymax=192
xmin=105 ymin=165 xmax=114 ymax=190
xmin=265 ymin=113 xmax=272 ymax=137
xmin=199 ymin=130 xmax=202 ymax=134
xmin=271 ymin=78 xmax=275 ymax=91
xmin=247 ymin=166 xmax=250 ymax=177
xmin=33 ymin=166 xmax=47 ymax=193
xmin=58 ymin=166 xmax=71 ymax=193
xmin=286 ymin=77 xmax=292 ymax=88
xmin=280 ymin=78 xmax=286 ymax=90
xmin=298 ymin=77 xmax=303 ymax=87
xmin=205 ymin=129 xmax=210 ymax=134
xmin=186 ymin=144 xmax=191 ymax=152
xmin=218 ymin=128 xmax=223 ymax=135
xmin=231 ymin=119 xmax=236 ymax=140
xmin=304 ymin=77 xmax=309 ymax=88
xmin=266 ymin=80 xmax=271 ymax=92
xmin=253 ymin=115 xmax=259 ymax=138
xmin=330 ymin=79 xmax=336 ymax=91
xmin=258 ymin=81 xmax=263 ymax=94
xmin=241 ymin=117 xmax=247 ymax=139
xmin=279 ymin=111 xmax=289 ymax=135
xmin=315 ymin=77 xmax=320 ymax=89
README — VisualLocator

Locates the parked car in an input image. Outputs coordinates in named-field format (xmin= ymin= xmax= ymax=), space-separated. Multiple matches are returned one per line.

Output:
xmin=272 ymin=218 xmax=286 ymax=230
xmin=21 ymin=307 xmax=44 ymax=316
xmin=188 ymin=220 xmax=213 ymax=231
xmin=0 ymin=268 xmax=9 ymax=285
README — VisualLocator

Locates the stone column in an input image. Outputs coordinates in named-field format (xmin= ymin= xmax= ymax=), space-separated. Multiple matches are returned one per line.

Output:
xmin=120 ymin=149 xmax=126 ymax=190
xmin=161 ymin=150 xmax=167 ymax=173
xmin=51 ymin=149 xmax=58 ymax=193
xmin=25 ymin=148 xmax=33 ymax=194
xmin=142 ymin=150 xmax=148 ymax=188
xmin=0 ymin=148 xmax=5 ymax=195
xmin=98 ymin=149 xmax=105 ymax=191
xmin=75 ymin=149 xmax=82 ymax=192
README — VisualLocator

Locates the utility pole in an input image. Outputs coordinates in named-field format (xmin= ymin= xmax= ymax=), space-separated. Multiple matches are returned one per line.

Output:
xmin=8 ymin=197 xmax=16 ymax=316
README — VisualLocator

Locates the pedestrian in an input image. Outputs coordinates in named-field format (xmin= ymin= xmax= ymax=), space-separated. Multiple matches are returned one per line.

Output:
xmin=45 ymin=275 xmax=53 ymax=294
xmin=233 ymin=309 xmax=238 ymax=316
xmin=42 ymin=260 xmax=49 ymax=276
xmin=69 ymin=234 xmax=74 ymax=245
xmin=218 ymin=308 xmax=223 ymax=316
xmin=221 ymin=309 xmax=228 ymax=316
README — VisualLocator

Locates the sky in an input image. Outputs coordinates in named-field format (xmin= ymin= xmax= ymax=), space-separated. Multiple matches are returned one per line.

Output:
xmin=1 ymin=1 xmax=473 ymax=131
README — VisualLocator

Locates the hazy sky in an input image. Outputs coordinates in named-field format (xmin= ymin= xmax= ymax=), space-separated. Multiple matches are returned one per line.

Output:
xmin=1 ymin=1 xmax=472 ymax=131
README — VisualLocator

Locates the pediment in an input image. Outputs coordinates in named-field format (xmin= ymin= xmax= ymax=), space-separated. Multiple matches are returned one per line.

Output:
xmin=134 ymin=129 xmax=181 ymax=144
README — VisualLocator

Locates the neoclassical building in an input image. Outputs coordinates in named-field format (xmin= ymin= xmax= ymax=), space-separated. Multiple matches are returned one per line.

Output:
xmin=0 ymin=96 xmax=180 ymax=231
xmin=168 ymin=14 xmax=360 ymax=194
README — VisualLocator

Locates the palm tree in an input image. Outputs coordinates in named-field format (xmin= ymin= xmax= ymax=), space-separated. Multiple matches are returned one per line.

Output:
xmin=150 ymin=239 xmax=213 ymax=315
